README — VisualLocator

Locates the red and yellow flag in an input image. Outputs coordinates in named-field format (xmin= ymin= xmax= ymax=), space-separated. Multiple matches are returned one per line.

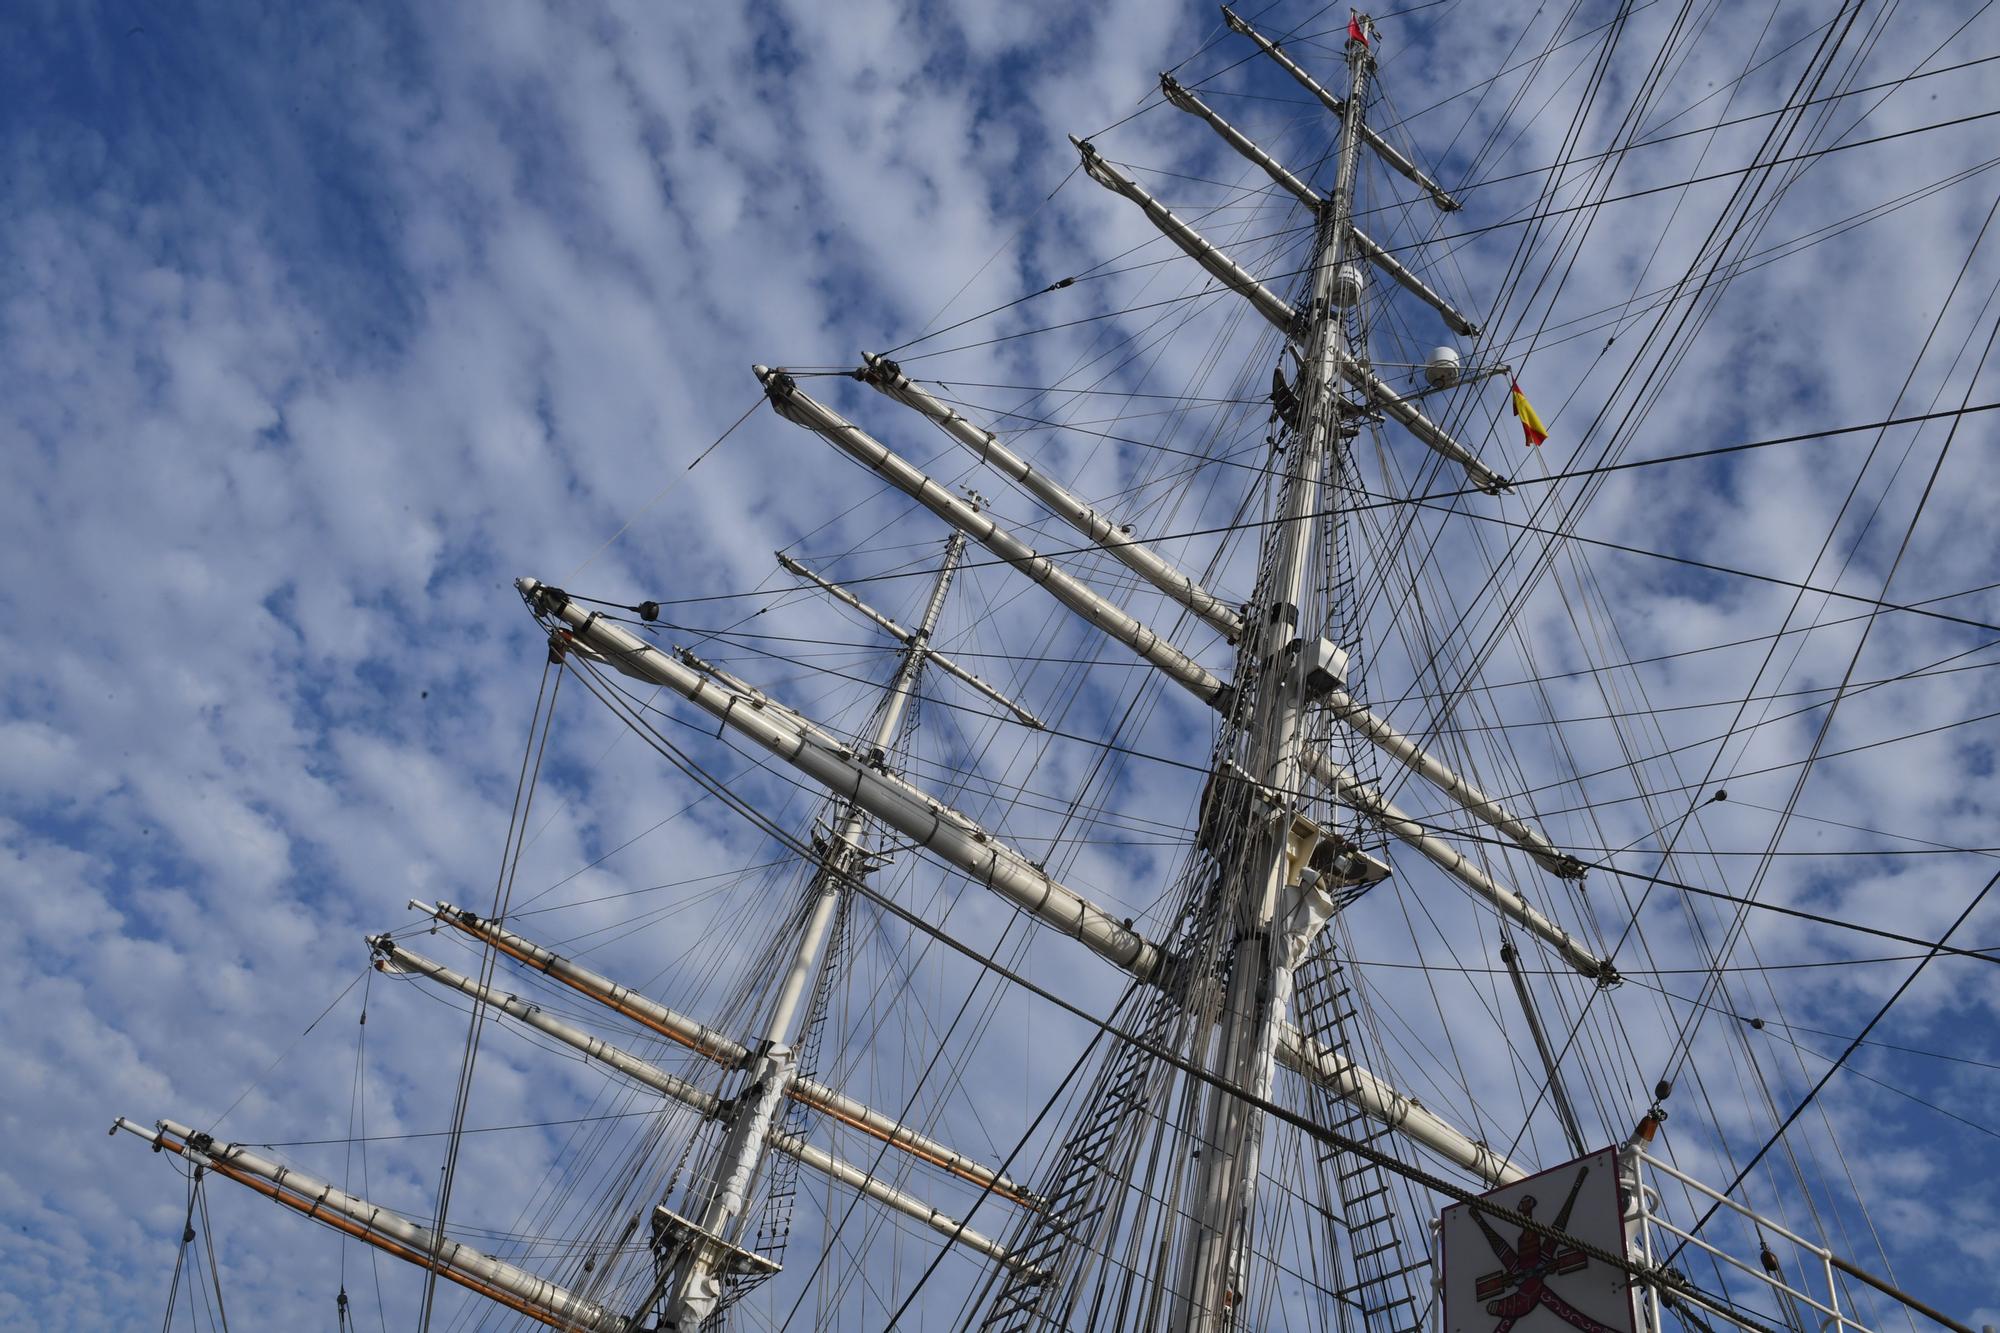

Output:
xmin=1510 ymin=380 xmax=1548 ymax=447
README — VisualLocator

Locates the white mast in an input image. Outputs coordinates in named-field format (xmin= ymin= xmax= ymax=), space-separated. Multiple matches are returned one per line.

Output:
xmin=656 ymin=533 xmax=968 ymax=1328
xmin=1169 ymin=23 xmax=1376 ymax=1327
xmin=1220 ymin=6 xmax=1463 ymax=211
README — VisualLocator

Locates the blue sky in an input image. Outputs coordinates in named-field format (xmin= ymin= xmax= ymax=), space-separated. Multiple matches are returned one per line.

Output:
xmin=4 ymin=0 xmax=1998 ymax=1327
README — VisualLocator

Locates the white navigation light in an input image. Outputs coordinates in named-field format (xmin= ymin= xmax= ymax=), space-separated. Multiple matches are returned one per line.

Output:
xmin=1425 ymin=345 xmax=1461 ymax=389
xmin=1332 ymin=263 xmax=1365 ymax=308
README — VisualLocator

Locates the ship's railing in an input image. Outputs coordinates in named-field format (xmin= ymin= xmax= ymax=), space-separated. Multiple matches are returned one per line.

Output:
xmin=1629 ymin=1148 xmax=1875 ymax=1333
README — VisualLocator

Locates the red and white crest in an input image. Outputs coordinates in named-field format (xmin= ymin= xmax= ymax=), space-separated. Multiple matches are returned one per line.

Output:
xmin=1440 ymin=1149 xmax=1636 ymax=1333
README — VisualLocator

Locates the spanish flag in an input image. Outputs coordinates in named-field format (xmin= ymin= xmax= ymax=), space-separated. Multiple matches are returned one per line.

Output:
xmin=1510 ymin=380 xmax=1548 ymax=447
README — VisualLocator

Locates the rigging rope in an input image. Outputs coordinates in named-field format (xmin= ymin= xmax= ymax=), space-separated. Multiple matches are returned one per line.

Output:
xmin=158 ymin=1166 xmax=199 ymax=1333
xmin=561 ymin=394 xmax=763 ymax=585
xmin=195 ymin=1180 xmax=231 ymax=1333
xmin=416 ymin=658 xmax=562 ymax=1333
xmin=1671 ymin=861 xmax=2000 ymax=1257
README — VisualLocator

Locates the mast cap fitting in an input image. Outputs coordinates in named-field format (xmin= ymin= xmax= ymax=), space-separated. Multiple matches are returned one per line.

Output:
xmin=1331 ymin=263 xmax=1365 ymax=308
xmin=520 ymin=581 xmax=569 ymax=617
xmin=1297 ymin=637 xmax=1351 ymax=698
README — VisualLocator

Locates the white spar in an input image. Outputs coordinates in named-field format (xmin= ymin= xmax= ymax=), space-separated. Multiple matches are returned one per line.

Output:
xmin=375 ymin=934 xmax=722 ymax=1106
xmin=858 ymin=354 xmax=1245 ymax=640
xmin=371 ymin=937 xmax=1033 ymax=1270
xmin=113 ymin=1117 xmax=635 ymax=1332
xmin=1344 ymin=345 xmax=1509 ymax=491
xmin=416 ymin=901 xmax=1039 ymax=1202
xmin=1073 ymin=134 xmax=1297 ymax=333
xmin=1159 ymin=72 xmax=1320 ymax=209
xmin=1319 ymin=690 xmax=1586 ymax=880
xmin=1070 ymin=139 xmax=1509 ymax=493
xmin=757 ymin=367 xmax=1232 ymax=708
xmin=1302 ymin=749 xmax=1615 ymax=981
xmin=1276 ymin=1030 xmax=1525 ymax=1182
xmin=1346 ymin=227 xmax=1482 ymax=338
xmin=525 ymin=577 xmax=1167 ymax=981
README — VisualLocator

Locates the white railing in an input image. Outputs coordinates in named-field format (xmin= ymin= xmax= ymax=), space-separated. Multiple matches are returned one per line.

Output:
xmin=1628 ymin=1148 xmax=1874 ymax=1333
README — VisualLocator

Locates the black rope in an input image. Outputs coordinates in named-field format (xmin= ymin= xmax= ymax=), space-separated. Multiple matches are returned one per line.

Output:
xmin=416 ymin=658 xmax=561 ymax=1332
xmin=195 ymin=1180 xmax=230 ymax=1333
xmin=1670 ymin=863 xmax=2000 ymax=1260
xmin=158 ymin=1166 xmax=199 ymax=1333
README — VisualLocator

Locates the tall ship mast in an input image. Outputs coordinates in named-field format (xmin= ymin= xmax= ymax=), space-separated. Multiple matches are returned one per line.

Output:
xmin=104 ymin=7 xmax=1995 ymax=1333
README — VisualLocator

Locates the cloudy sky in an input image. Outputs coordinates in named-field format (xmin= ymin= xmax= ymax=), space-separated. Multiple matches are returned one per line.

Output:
xmin=4 ymin=0 xmax=1998 ymax=1328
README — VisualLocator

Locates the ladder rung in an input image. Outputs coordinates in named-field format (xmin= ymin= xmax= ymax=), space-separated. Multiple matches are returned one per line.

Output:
xmin=1335 ymin=1258 xmax=1432 ymax=1299
xmin=1072 ymin=1139 xmax=1116 ymax=1167
xmin=1055 ymin=1204 xmax=1103 ymax=1236
xmin=989 ymin=1284 xmax=1042 ymax=1312
xmin=1015 ymin=1231 xmax=1067 ymax=1258
xmin=1043 ymin=1179 xmax=1093 ymax=1207
xmin=1354 ymin=1238 xmax=1402 ymax=1262
xmin=1363 ymin=1294 xmax=1419 ymax=1316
